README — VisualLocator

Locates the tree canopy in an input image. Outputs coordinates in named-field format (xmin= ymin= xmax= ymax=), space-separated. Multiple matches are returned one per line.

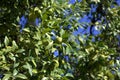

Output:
xmin=0 ymin=0 xmax=120 ymax=80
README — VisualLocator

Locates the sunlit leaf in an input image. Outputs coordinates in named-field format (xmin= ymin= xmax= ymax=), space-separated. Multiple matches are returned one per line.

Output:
xmin=65 ymin=73 xmax=74 ymax=78
xmin=4 ymin=36 xmax=9 ymax=46
xmin=13 ymin=69 xmax=18 ymax=76
xmin=16 ymin=73 xmax=27 ymax=79
xmin=2 ymin=74 xmax=11 ymax=80
xmin=12 ymin=40 xmax=18 ymax=49
xmin=23 ymin=62 xmax=32 ymax=76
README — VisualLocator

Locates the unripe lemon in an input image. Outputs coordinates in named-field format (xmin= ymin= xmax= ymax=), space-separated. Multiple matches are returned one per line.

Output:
xmin=56 ymin=36 xmax=62 ymax=43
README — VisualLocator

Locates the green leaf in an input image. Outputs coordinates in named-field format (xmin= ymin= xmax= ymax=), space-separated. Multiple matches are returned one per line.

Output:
xmin=46 ymin=41 xmax=53 ymax=49
xmin=116 ymin=70 xmax=120 ymax=78
xmin=16 ymin=49 xmax=25 ymax=53
xmin=66 ymin=44 xmax=73 ymax=55
xmin=34 ymin=7 xmax=41 ymax=14
xmin=5 ymin=46 xmax=12 ymax=53
xmin=60 ymin=29 xmax=65 ymax=37
xmin=12 ymin=40 xmax=18 ymax=49
xmin=78 ymin=36 xmax=84 ymax=44
xmin=9 ymin=53 xmax=15 ymax=61
xmin=65 ymin=73 xmax=74 ymax=78
xmin=52 ymin=48 xmax=57 ymax=53
xmin=14 ymin=63 xmax=20 ymax=68
xmin=23 ymin=28 xmax=30 ymax=33
xmin=32 ymin=59 xmax=37 ymax=67
xmin=16 ymin=73 xmax=27 ymax=79
xmin=4 ymin=36 xmax=9 ymax=46
xmin=85 ymin=49 xmax=90 ymax=54
xmin=13 ymin=69 xmax=18 ymax=76
xmin=2 ymin=74 xmax=11 ymax=80
xmin=66 ymin=46 xmax=70 ymax=55
xmin=23 ymin=62 xmax=32 ymax=76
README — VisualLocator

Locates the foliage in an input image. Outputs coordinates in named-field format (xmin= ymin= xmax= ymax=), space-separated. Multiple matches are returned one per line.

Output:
xmin=0 ymin=0 xmax=120 ymax=80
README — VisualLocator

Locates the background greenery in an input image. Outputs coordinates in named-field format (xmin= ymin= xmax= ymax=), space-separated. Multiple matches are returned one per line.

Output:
xmin=0 ymin=0 xmax=120 ymax=80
